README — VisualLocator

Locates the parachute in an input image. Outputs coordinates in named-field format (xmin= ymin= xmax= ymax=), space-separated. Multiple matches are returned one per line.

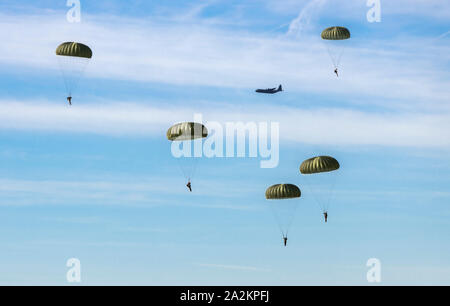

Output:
xmin=321 ymin=27 xmax=351 ymax=40
xmin=321 ymin=27 xmax=350 ymax=73
xmin=167 ymin=122 xmax=208 ymax=186
xmin=56 ymin=42 xmax=92 ymax=102
xmin=265 ymin=184 xmax=301 ymax=241
xmin=300 ymin=156 xmax=340 ymax=174
xmin=167 ymin=122 xmax=208 ymax=141
xmin=300 ymin=156 xmax=340 ymax=215
xmin=265 ymin=184 xmax=301 ymax=199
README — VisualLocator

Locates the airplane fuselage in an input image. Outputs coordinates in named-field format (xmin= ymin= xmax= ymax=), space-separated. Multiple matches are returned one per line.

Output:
xmin=256 ymin=89 xmax=278 ymax=94
xmin=255 ymin=85 xmax=283 ymax=94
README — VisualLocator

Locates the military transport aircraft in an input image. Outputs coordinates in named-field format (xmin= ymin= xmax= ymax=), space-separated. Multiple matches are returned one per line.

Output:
xmin=255 ymin=84 xmax=283 ymax=94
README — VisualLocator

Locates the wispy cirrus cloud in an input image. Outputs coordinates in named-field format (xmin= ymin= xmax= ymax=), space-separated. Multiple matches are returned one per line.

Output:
xmin=437 ymin=30 xmax=450 ymax=40
xmin=286 ymin=0 xmax=327 ymax=37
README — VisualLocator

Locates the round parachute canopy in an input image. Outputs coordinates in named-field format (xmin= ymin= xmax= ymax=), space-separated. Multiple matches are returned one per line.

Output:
xmin=321 ymin=27 xmax=350 ymax=40
xmin=56 ymin=42 xmax=92 ymax=58
xmin=167 ymin=122 xmax=208 ymax=141
xmin=265 ymin=184 xmax=301 ymax=200
xmin=300 ymin=156 xmax=340 ymax=174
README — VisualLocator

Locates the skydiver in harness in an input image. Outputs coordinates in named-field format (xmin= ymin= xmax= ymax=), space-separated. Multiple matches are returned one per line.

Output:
xmin=334 ymin=68 xmax=338 ymax=77
xmin=323 ymin=211 xmax=328 ymax=223
xmin=67 ymin=96 xmax=72 ymax=106
xmin=283 ymin=236 xmax=288 ymax=247
xmin=186 ymin=180 xmax=192 ymax=192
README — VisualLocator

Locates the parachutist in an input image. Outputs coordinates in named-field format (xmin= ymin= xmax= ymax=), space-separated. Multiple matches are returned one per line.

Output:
xmin=323 ymin=211 xmax=328 ymax=223
xmin=56 ymin=42 xmax=92 ymax=107
xmin=265 ymin=184 xmax=301 ymax=246
xmin=167 ymin=123 xmax=208 ymax=190
xmin=186 ymin=181 xmax=192 ymax=192
xmin=321 ymin=27 xmax=350 ymax=77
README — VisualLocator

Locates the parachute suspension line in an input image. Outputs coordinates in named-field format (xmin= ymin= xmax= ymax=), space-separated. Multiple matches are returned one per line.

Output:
xmin=269 ymin=200 xmax=298 ymax=239
xmin=71 ymin=58 xmax=89 ymax=95
xmin=176 ymin=156 xmax=186 ymax=180
xmin=282 ymin=202 xmax=299 ymax=238
xmin=69 ymin=57 xmax=89 ymax=96
xmin=326 ymin=44 xmax=336 ymax=69
xmin=176 ymin=156 xmax=190 ymax=182
xmin=302 ymin=171 xmax=339 ymax=214
xmin=323 ymin=171 xmax=338 ymax=212
xmin=270 ymin=204 xmax=287 ymax=238
xmin=334 ymin=45 xmax=347 ymax=71
xmin=325 ymin=43 xmax=346 ymax=70
xmin=190 ymin=157 xmax=200 ymax=180
xmin=175 ymin=153 xmax=200 ymax=182
xmin=57 ymin=56 xmax=90 ymax=97
xmin=57 ymin=57 xmax=71 ymax=96
xmin=302 ymin=174 xmax=326 ymax=213
xmin=189 ymin=139 xmax=203 ymax=181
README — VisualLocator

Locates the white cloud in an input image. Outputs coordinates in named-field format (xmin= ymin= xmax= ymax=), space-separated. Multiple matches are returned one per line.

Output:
xmin=437 ymin=30 xmax=450 ymax=40
xmin=0 ymin=100 xmax=449 ymax=148
xmin=0 ymin=11 xmax=449 ymax=112
xmin=0 ymin=8 xmax=449 ymax=149
xmin=286 ymin=0 xmax=327 ymax=37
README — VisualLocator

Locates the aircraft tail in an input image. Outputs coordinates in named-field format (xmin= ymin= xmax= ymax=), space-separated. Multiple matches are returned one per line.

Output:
xmin=277 ymin=85 xmax=283 ymax=92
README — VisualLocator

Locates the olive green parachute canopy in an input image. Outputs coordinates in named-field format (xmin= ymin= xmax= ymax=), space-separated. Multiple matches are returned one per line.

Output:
xmin=321 ymin=27 xmax=351 ymax=40
xmin=167 ymin=122 xmax=208 ymax=141
xmin=56 ymin=42 xmax=93 ymax=58
xmin=265 ymin=184 xmax=301 ymax=200
xmin=300 ymin=156 xmax=340 ymax=174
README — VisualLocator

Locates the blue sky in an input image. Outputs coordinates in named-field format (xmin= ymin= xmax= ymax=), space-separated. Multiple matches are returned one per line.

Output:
xmin=0 ymin=0 xmax=449 ymax=285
